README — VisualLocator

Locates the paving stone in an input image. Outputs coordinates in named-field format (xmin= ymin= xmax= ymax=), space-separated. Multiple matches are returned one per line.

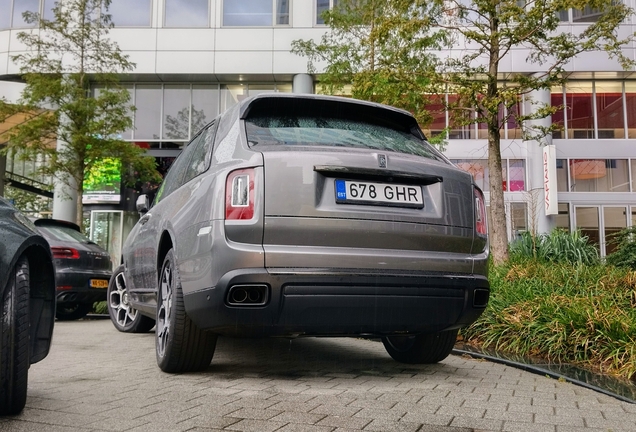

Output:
xmin=2 ymin=320 xmax=632 ymax=432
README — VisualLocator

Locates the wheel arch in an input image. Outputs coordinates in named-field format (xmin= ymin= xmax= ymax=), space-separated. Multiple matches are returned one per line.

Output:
xmin=21 ymin=244 xmax=56 ymax=364
xmin=157 ymin=231 xmax=174 ymax=280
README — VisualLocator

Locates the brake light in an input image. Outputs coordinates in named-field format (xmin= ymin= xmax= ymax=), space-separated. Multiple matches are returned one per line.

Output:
xmin=474 ymin=187 xmax=488 ymax=236
xmin=51 ymin=246 xmax=80 ymax=259
xmin=226 ymin=168 xmax=255 ymax=220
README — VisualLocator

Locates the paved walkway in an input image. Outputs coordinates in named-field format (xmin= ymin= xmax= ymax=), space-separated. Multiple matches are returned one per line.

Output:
xmin=1 ymin=319 xmax=635 ymax=432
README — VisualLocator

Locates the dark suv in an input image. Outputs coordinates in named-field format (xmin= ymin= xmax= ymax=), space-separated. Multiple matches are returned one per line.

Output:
xmin=35 ymin=219 xmax=112 ymax=320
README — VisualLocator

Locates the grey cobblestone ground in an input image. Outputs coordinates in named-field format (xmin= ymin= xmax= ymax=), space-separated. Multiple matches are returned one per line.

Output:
xmin=1 ymin=319 xmax=635 ymax=431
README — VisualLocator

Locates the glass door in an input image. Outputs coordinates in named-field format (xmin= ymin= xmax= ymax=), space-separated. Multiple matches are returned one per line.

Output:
xmin=89 ymin=210 xmax=124 ymax=269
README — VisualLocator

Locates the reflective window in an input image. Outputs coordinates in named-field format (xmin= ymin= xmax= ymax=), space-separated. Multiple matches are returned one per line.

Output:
xmin=184 ymin=121 xmax=217 ymax=183
xmin=569 ymin=159 xmax=629 ymax=192
xmin=93 ymin=85 xmax=134 ymax=140
xmin=247 ymin=84 xmax=275 ymax=98
xmin=421 ymin=95 xmax=446 ymax=139
xmin=448 ymin=95 xmax=473 ymax=139
xmin=223 ymin=0 xmax=289 ymax=26
xmin=596 ymin=81 xmax=624 ymax=138
xmin=164 ymin=0 xmax=209 ymax=27
xmin=192 ymin=85 xmax=219 ymax=136
xmin=452 ymin=159 xmax=489 ymax=191
xmin=551 ymin=86 xmax=565 ymax=139
xmin=43 ymin=0 xmax=54 ymax=20
xmin=510 ymin=202 xmax=527 ymax=239
xmin=506 ymin=159 xmax=526 ymax=191
xmin=575 ymin=206 xmax=600 ymax=250
xmin=632 ymin=160 xmax=636 ymax=192
xmin=12 ymin=0 xmax=39 ymax=27
xmin=134 ymin=85 xmax=162 ymax=140
xmin=604 ymin=207 xmax=627 ymax=255
xmin=0 ymin=0 xmax=11 ymax=29
xmin=107 ymin=0 xmax=151 ymax=27
xmin=556 ymin=203 xmax=570 ymax=230
xmin=565 ymin=82 xmax=594 ymax=139
xmin=316 ymin=0 xmax=338 ymax=24
xmin=162 ymin=85 xmax=191 ymax=141
xmin=556 ymin=159 xmax=568 ymax=192
xmin=625 ymin=82 xmax=636 ymax=138
xmin=220 ymin=85 xmax=246 ymax=112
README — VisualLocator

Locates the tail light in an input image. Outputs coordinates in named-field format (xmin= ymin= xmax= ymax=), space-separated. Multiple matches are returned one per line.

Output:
xmin=474 ymin=187 xmax=488 ymax=237
xmin=51 ymin=247 xmax=80 ymax=259
xmin=226 ymin=168 xmax=255 ymax=220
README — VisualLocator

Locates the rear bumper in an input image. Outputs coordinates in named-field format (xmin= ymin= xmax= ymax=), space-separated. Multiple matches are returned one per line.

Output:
xmin=54 ymin=269 xmax=111 ymax=304
xmin=184 ymin=268 xmax=489 ymax=337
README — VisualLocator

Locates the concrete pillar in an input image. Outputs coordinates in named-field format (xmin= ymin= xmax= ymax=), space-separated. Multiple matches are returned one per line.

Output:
xmin=524 ymin=87 xmax=556 ymax=235
xmin=52 ymin=139 xmax=78 ymax=222
xmin=292 ymin=74 xmax=314 ymax=94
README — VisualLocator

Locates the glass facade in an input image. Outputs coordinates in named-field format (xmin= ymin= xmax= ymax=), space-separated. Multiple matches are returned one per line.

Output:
xmin=107 ymin=0 xmax=151 ymax=27
xmin=106 ymin=83 xmax=291 ymax=144
xmin=451 ymin=159 xmax=526 ymax=192
xmin=223 ymin=0 xmax=290 ymax=26
xmin=164 ymin=0 xmax=209 ymax=27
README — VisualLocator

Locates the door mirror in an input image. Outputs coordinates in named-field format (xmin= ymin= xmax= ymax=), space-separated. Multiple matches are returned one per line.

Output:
xmin=136 ymin=194 xmax=149 ymax=214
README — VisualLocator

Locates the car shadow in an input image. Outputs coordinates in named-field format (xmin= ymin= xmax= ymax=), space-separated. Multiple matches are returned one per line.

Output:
xmin=204 ymin=336 xmax=457 ymax=379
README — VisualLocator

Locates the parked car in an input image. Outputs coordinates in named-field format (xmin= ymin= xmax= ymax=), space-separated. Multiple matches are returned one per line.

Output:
xmin=0 ymin=197 xmax=56 ymax=415
xmin=34 ymin=219 xmax=112 ymax=320
xmin=108 ymin=94 xmax=490 ymax=373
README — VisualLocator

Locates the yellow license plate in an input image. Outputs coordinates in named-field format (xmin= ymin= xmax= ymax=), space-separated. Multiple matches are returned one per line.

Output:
xmin=90 ymin=279 xmax=109 ymax=288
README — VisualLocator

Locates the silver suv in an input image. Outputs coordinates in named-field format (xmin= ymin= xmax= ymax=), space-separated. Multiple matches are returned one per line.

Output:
xmin=107 ymin=94 xmax=490 ymax=373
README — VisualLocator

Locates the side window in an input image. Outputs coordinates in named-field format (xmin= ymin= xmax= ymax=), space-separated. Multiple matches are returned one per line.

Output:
xmin=183 ymin=119 xmax=218 ymax=184
xmin=154 ymin=136 xmax=200 ymax=203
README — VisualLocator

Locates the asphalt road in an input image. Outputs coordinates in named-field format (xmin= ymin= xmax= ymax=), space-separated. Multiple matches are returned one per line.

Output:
xmin=1 ymin=319 xmax=635 ymax=432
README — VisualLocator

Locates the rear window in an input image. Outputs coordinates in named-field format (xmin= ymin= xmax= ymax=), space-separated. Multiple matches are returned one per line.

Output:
xmin=245 ymin=116 xmax=442 ymax=160
xmin=38 ymin=225 xmax=91 ymax=244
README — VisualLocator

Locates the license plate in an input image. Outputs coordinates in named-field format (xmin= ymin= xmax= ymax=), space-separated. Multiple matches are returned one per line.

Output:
xmin=90 ymin=279 xmax=109 ymax=288
xmin=335 ymin=179 xmax=424 ymax=208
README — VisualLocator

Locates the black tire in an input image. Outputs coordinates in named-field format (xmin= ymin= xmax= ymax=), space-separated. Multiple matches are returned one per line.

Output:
xmin=55 ymin=302 xmax=92 ymax=321
xmin=155 ymin=249 xmax=217 ymax=373
xmin=0 ymin=256 xmax=30 ymax=415
xmin=382 ymin=329 xmax=458 ymax=364
xmin=107 ymin=265 xmax=155 ymax=333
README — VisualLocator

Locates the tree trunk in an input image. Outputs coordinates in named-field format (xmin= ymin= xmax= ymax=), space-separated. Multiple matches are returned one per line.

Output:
xmin=487 ymin=129 xmax=508 ymax=265
xmin=75 ymin=188 xmax=84 ymax=230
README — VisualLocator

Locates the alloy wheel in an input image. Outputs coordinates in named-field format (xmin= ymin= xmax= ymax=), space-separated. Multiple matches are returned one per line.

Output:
xmin=156 ymin=261 xmax=173 ymax=358
xmin=109 ymin=271 xmax=138 ymax=328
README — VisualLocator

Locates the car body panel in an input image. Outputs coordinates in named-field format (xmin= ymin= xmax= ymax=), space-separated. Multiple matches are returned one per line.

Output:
xmin=0 ymin=197 xmax=55 ymax=364
xmin=121 ymin=94 xmax=489 ymax=339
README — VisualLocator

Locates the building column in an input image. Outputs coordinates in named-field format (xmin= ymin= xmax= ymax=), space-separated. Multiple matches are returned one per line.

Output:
xmin=52 ymin=138 xmax=78 ymax=222
xmin=292 ymin=74 xmax=314 ymax=94
xmin=524 ymin=87 xmax=556 ymax=235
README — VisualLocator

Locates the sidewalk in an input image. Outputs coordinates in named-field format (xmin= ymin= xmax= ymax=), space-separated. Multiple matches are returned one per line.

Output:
xmin=1 ymin=319 xmax=635 ymax=431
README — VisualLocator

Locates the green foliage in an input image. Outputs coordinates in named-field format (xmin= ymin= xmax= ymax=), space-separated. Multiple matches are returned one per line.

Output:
xmin=83 ymin=157 xmax=120 ymax=193
xmin=510 ymin=229 xmax=600 ymax=266
xmin=0 ymin=0 xmax=160 ymax=225
xmin=463 ymin=260 xmax=636 ymax=380
xmin=3 ymin=185 xmax=52 ymax=216
xmin=92 ymin=301 xmax=108 ymax=315
xmin=291 ymin=0 xmax=450 ymax=133
xmin=606 ymin=227 xmax=636 ymax=270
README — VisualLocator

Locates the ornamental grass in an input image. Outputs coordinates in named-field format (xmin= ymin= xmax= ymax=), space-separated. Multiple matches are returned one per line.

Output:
xmin=462 ymin=258 xmax=636 ymax=381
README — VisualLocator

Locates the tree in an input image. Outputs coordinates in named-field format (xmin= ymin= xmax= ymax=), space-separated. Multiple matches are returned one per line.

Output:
xmin=293 ymin=0 xmax=635 ymax=264
xmin=163 ymin=105 xmax=208 ymax=140
xmin=0 ymin=0 xmax=160 ymax=226
xmin=291 ymin=0 xmax=449 ymax=133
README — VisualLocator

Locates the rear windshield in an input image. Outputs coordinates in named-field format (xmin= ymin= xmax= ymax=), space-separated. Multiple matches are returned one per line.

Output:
xmin=38 ymin=225 xmax=91 ymax=244
xmin=245 ymin=116 xmax=442 ymax=160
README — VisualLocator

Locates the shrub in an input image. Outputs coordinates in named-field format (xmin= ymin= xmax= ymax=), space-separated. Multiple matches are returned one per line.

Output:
xmin=606 ymin=226 xmax=636 ymax=270
xmin=510 ymin=229 xmax=599 ymax=266
xmin=462 ymin=260 xmax=636 ymax=380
